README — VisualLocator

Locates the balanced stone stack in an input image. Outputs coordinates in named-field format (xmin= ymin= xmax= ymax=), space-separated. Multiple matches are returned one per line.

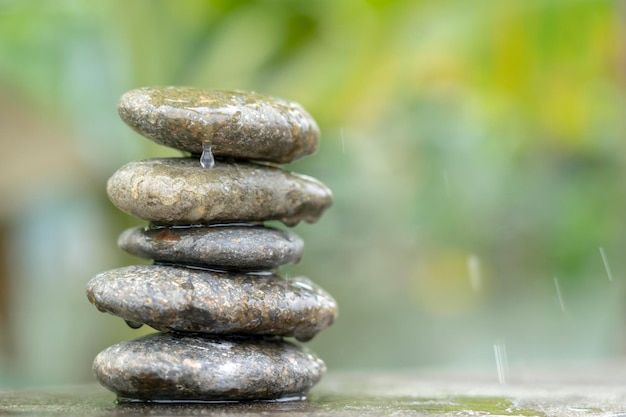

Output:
xmin=86 ymin=87 xmax=337 ymax=402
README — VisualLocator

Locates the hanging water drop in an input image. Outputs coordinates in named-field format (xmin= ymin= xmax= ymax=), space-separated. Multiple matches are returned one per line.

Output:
xmin=125 ymin=320 xmax=143 ymax=329
xmin=200 ymin=142 xmax=215 ymax=168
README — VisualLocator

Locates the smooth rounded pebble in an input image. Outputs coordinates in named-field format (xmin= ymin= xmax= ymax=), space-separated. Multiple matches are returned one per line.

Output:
xmin=107 ymin=158 xmax=332 ymax=227
xmin=118 ymin=87 xmax=319 ymax=163
xmin=118 ymin=225 xmax=304 ymax=271
xmin=86 ymin=265 xmax=338 ymax=341
xmin=93 ymin=332 xmax=325 ymax=402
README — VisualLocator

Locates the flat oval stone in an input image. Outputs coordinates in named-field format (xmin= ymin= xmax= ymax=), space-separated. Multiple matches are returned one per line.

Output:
xmin=107 ymin=158 xmax=332 ymax=226
xmin=86 ymin=265 xmax=337 ymax=341
xmin=118 ymin=87 xmax=319 ymax=164
xmin=93 ymin=332 xmax=325 ymax=401
xmin=118 ymin=225 xmax=304 ymax=270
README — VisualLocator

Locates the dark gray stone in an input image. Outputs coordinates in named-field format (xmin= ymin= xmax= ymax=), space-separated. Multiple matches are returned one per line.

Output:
xmin=86 ymin=265 xmax=337 ymax=341
xmin=118 ymin=87 xmax=319 ymax=164
xmin=92 ymin=332 xmax=325 ymax=402
xmin=107 ymin=158 xmax=332 ymax=227
xmin=118 ymin=225 xmax=304 ymax=270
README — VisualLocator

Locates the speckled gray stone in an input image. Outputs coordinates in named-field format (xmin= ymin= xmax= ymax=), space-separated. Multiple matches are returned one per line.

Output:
xmin=118 ymin=225 xmax=304 ymax=270
xmin=107 ymin=158 xmax=332 ymax=227
xmin=93 ymin=332 xmax=325 ymax=402
xmin=86 ymin=265 xmax=337 ymax=342
xmin=118 ymin=87 xmax=319 ymax=164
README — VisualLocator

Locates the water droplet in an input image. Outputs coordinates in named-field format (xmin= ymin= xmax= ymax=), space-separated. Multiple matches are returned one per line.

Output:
xmin=553 ymin=276 xmax=566 ymax=313
xmin=599 ymin=246 xmax=614 ymax=282
xmin=125 ymin=320 xmax=143 ymax=329
xmin=245 ymin=270 xmax=274 ymax=276
xmin=493 ymin=341 xmax=508 ymax=385
xmin=200 ymin=142 xmax=215 ymax=168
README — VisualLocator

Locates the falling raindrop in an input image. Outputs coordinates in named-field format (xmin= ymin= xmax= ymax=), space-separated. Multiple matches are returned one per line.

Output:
xmin=553 ymin=276 xmax=566 ymax=313
xmin=493 ymin=341 xmax=508 ymax=385
xmin=200 ymin=142 xmax=215 ymax=168
xmin=599 ymin=247 xmax=614 ymax=282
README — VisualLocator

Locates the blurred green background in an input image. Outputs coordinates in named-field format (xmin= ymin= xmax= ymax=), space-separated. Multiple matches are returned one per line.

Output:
xmin=1 ymin=0 xmax=625 ymax=388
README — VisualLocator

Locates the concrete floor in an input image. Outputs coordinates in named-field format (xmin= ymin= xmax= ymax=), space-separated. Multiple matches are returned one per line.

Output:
xmin=2 ymin=364 xmax=626 ymax=416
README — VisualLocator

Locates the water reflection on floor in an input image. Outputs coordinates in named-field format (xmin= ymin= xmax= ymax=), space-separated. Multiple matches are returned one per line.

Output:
xmin=113 ymin=395 xmax=540 ymax=416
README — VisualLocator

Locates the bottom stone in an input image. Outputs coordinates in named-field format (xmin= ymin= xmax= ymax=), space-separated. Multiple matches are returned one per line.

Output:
xmin=92 ymin=332 xmax=326 ymax=402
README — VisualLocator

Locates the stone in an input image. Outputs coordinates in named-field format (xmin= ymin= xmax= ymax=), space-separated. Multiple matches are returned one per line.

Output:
xmin=87 ymin=87 xmax=335 ymax=402
xmin=118 ymin=87 xmax=319 ymax=164
xmin=92 ymin=332 xmax=325 ymax=402
xmin=107 ymin=158 xmax=332 ymax=227
xmin=118 ymin=225 xmax=304 ymax=271
xmin=86 ymin=265 xmax=338 ymax=342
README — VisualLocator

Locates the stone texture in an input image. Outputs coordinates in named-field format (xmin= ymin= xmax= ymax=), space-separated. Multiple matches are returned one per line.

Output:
xmin=86 ymin=87 xmax=335 ymax=403
xmin=86 ymin=265 xmax=338 ymax=342
xmin=118 ymin=225 xmax=304 ymax=270
xmin=92 ymin=332 xmax=325 ymax=402
xmin=118 ymin=87 xmax=319 ymax=164
xmin=107 ymin=158 xmax=332 ymax=227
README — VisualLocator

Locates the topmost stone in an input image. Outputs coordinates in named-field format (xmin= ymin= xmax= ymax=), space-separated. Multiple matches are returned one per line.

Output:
xmin=118 ymin=87 xmax=320 ymax=164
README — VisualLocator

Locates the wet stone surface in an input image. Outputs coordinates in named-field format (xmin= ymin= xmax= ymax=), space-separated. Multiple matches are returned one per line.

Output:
xmin=118 ymin=87 xmax=319 ymax=163
xmin=7 ymin=367 xmax=626 ymax=416
xmin=86 ymin=264 xmax=338 ymax=341
xmin=118 ymin=225 xmax=304 ymax=270
xmin=92 ymin=332 xmax=325 ymax=402
xmin=107 ymin=158 xmax=332 ymax=226
xmin=87 ymin=87 xmax=334 ymax=402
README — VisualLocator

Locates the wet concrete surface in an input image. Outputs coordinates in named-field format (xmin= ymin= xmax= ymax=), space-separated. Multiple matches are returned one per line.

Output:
xmin=3 ymin=366 xmax=626 ymax=416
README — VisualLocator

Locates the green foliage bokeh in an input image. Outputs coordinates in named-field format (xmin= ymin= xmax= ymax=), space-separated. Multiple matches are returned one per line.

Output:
xmin=0 ymin=0 xmax=624 ymax=387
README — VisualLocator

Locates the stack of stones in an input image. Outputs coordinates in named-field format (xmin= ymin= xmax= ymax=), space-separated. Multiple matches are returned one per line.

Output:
xmin=86 ymin=87 xmax=337 ymax=402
